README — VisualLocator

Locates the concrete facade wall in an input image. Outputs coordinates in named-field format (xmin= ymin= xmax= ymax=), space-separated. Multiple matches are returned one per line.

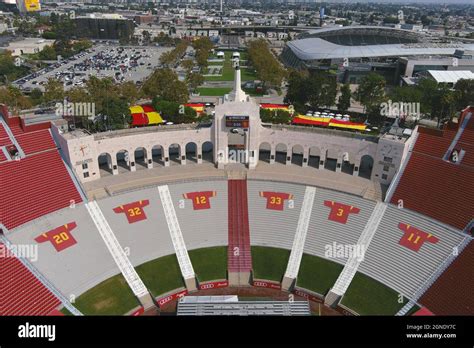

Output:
xmin=61 ymin=95 xmax=408 ymax=186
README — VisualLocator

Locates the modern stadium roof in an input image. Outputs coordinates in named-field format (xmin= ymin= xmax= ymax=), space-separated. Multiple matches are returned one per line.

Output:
xmin=286 ymin=39 xmax=474 ymax=60
xmin=286 ymin=25 xmax=474 ymax=60
xmin=298 ymin=25 xmax=423 ymax=39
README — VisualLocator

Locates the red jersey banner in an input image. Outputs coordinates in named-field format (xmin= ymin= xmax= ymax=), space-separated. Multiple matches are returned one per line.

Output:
xmin=259 ymin=191 xmax=293 ymax=211
xmin=324 ymin=200 xmax=360 ymax=224
xmin=183 ymin=191 xmax=216 ymax=210
xmin=35 ymin=222 xmax=78 ymax=252
xmin=398 ymin=223 xmax=439 ymax=252
xmin=113 ymin=200 xmax=150 ymax=224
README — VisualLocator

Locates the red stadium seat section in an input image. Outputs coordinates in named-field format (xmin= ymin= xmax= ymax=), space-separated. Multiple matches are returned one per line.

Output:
xmin=419 ymin=241 xmax=474 ymax=315
xmin=15 ymin=129 xmax=57 ymax=155
xmin=1 ymin=243 xmax=61 ymax=316
xmin=227 ymin=180 xmax=252 ymax=273
xmin=391 ymin=107 xmax=474 ymax=231
xmin=0 ymin=123 xmax=83 ymax=230
xmin=0 ymin=151 xmax=83 ymax=230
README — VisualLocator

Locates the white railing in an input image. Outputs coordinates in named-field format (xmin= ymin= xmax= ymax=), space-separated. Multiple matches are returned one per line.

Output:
xmin=85 ymin=201 xmax=149 ymax=298
xmin=158 ymin=185 xmax=195 ymax=280
xmin=331 ymin=202 xmax=387 ymax=296
xmin=284 ymin=186 xmax=316 ymax=279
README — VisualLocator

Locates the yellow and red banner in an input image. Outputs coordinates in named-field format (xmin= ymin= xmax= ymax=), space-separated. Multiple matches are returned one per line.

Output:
xmin=185 ymin=103 xmax=205 ymax=115
xmin=260 ymin=103 xmax=290 ymax=111
xmin=292 ymin=115 xmax=366 ymax=131
xmin=130 ymin=105 xmax=163 ymax=126
xmin=24 ymin=0 xmax=41 ymax=12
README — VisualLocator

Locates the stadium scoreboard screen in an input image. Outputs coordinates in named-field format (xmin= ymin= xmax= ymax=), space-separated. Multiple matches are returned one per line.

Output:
xmin=226 ymin=115 xmax=249 ymax=128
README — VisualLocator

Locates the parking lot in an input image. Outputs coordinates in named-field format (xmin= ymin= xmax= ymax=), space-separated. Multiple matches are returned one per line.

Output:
xmin=13 ymin=44 xmax=171 ymax=92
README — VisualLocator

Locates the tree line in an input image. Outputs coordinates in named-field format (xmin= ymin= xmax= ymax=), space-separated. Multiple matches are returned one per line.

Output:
xmin=285 ymin=69 xmax=474 ymax=127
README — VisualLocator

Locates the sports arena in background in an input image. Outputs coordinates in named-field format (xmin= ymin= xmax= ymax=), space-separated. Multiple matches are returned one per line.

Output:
xmin=281 ymin=26 xmax=474 ymax=84
xmin=0 ymin=66 xmax=473 ymax=316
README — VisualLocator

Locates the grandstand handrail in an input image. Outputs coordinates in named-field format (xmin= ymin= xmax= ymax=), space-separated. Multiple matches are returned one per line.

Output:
xmin=284 ymin=186 xmax=316 ymax=279
xmin=0 ymin=232 xmax=83 ymax=316
xmin=158 ymin=185 xmax=196 ymax=280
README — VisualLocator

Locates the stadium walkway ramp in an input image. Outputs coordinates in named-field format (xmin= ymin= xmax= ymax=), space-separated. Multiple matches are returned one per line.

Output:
xmin=282 ymin=186 xmax=316 ymax=291
xmin=228 ymin=179 xmax=252 ymax=286
xmin=158 ymin=185 xmax=198 ymax=291
xmin=85 ymin=201 xmax=156 ymax=310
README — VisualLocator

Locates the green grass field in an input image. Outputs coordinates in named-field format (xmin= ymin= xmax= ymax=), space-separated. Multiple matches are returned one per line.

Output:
xmin=341 ymin=272 xmax=408 ymax=315
xmin=60 ymin=307 xmax=73 ymax=316
xmin=135 ymin=254 xmax=185 ymax=297
xmin=72 ymin=274 xmax=139 ymax=315
xmin=296 ymin=254 xmax=344 ymax=296
xmin=188 ymin=246 xmax=227 ymax=281
xmin=205 ymin=51 xmax=256 ymax=82
xmin=251 ymin=246 xmax=290 ymax=282
xmin=197 ymin=87 xmax=232 ymax=96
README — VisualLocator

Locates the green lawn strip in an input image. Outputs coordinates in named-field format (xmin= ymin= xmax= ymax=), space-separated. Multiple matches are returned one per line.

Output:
xmin=135 ymin=254 xmax=185 ymax=298
xmin=296 ymin=253 xmax=343 ymax=296
xmin=251 ymin=246 xmax=290 ymax=282
xmin=197 ymin=87 xmax=232 ymax=96
xmin=341 ymin=272 xmax=408 ymax=315
xmin=188 ymin=246 xmax=227 ymax=282
xmin=73 ymin=274 xmax=139 ymax=315
xmin=204 ymin=50 xmax=254 ymax=81
xmin=60 ymin=307 xmax=73 ymax=316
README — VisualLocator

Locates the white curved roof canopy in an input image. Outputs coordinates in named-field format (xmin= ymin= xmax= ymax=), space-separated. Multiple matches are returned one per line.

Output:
xmin=287 ymin=39 xmax=474 ymax=60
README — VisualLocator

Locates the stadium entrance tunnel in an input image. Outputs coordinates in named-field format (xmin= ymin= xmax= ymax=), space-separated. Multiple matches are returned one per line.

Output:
xmin=116 ymin=150 xmax=131 ymax=173
xmin=359 ymin=155 xmax=374 ymax=179
xmin=275 ymin=143 xmax=287 ymax=165
xmin=186 ymin=142 xmax=198 ymax=163
xmin=259 ymin=142 xmax=271 ymax=163
xmin=291 ymin=145 xmax=304 ymax=166
xmin=152 ymin=145 xmax=165 ymax=166
xmin=169 ymin=144 xmax=181 ymax=165
xmin=308 ymin=146 xmax=321 ymax=169
xmin=134 ymin=147 xmax=148 ymax=170
xmin=202 ymin=141 xmax=213 ymax=163
xmin=98 ymin=152 xmax=113 ymax=176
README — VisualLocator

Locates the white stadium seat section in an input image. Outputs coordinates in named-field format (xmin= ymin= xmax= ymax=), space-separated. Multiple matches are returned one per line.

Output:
xmin=330 ymin=202 xmax=387 ymax=296
xmin=97 ymin=188 xmax=175 ymax=268
xmin=7 ymin=204 xmax=121 ymax=298
xmin=85 ymin=201 xmax=149 ymax=298
xmin=358 ymin=204 xmax=468 ymax=299
xmin=167 ymin=180 xmax=228 ymax=251
xmin=303 ymin=188 xmax=377 ymax=265
xmin=284 ymin=186 xmax=317 ymax=279
xmin=248 ymin=180 xmax=306 ymax=250
xmin=158 ymin=185 xmax=195 ymax=280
